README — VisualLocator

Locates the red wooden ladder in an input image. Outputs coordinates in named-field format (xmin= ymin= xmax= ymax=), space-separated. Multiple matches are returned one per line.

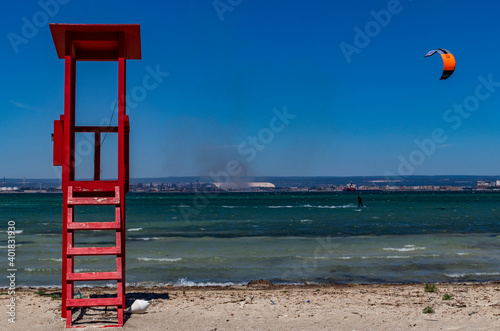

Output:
xmin=64 ymin=181 xmax=125 ymax=327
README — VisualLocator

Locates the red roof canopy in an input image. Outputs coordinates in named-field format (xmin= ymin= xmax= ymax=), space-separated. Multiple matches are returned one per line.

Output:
xmin=49 ymin=23 xmax=141 ymax=61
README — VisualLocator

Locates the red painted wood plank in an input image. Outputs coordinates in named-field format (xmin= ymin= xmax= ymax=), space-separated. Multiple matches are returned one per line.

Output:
xmin=67 ymin=222 xmax=121 ymax=230
xmin=67 ymin=197 xmax=120 ymax=205
xmin=66 ymin=297 xmax=122 ymax=308
xmin=53 ymin=118 xmax=64 ymax=166
xmin=67 ymin=271 xmax=121 ymax=281
xmin=67 ymin=247 xmax=120 ymax=256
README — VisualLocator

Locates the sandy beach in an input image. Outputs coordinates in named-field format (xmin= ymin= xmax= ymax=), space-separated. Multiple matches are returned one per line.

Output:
xmin=2 ymin=282 xmax=500 ymax=330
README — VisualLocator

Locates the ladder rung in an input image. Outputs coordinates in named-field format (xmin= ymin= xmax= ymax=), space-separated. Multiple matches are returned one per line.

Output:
xmin=67 ymin=247 xmax=121 ymax=256
xmin=67 ymin=271 xmax=121 ymax=281
xmin=66 ymin=297 xmax=122 ymax=308
xmin=67 ymin=196 xmax=120 ymax=205
xmin=67 ymin=222 xmax=121 ymax=230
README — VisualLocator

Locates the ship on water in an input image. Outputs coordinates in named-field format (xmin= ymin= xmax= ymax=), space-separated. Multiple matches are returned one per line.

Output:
xmin=343 ymin=182 xmax=357 ymax=191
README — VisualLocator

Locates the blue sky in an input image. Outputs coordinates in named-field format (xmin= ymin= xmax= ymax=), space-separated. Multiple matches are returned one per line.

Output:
xmin=2 ymin=0 xmax=500 ymax=179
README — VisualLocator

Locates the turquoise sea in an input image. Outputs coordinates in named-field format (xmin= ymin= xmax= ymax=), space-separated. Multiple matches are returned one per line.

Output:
xmin=1 ymin=191 xmax=500 ymax=287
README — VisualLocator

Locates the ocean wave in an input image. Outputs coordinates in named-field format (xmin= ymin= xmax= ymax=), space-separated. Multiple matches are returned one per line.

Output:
xmin=268 ymin=204 xmax=355 ymax=209
xmin=301 ymin=204 xmax=355 ymax=209
xmin=383 ymin=245 xmax=426 ymax=252
xmin=384 ymin=255 xmax=411 ymax=259
xmin=296 ymin=255 xmax=357 ymax=260
xmin=24 ymin=267 xmax=58 ymax=272
xmin=362 ymin=255 xmax=410 ymax=259
xmin=456 ymin=252 xmax=470 ymax=256
xmin=173 ymin=278 xmax=245 ymax=287
xmin=39 ymin=258 xmax=62 ymax=262
xmin=0 ymin=230 xmax=23 ymax=234
xmin=300 ymin=219 xmax=313 ymax=223
xmin=138 ymin=257 xmax=182 ymax=262
xmin=445 ymin=272 xmax=500 ymax=278
xmin=127 ymin=228 xmax=143 ymax=232
xmin=133 ymin=237 xmax=161 ymax=241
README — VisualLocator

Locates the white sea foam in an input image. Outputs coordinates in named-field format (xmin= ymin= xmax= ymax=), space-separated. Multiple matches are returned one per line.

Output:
xmin=445 ymin=272 xmax=500 ymax=278
xmin=385 ymin=255 xmax=411 ymax=259
xmin=2 ymin=230 xmax=24 ymax=234
xmin=456 ymin=252 xmax=470 ymax=256
xmin=383 ymin=246 xmax=426 ymax=252
xmin=300 ymin=219 xmax=313 ymax=223
xmin=24 ymin=267 xmax=57 ymax=272
xmin=39 ymin=258 xmax=62 ymax=262
xmin=135 ymin=237 xmax=161 ymax=241
xmin=173 ymin=277 xmax=244 ymax=287
xmin=138 ymin=257 xmax=182 ymax=262
xmin=301 ymin=204 xmax=354 ymax=209
xmin=127 ymin=228 xmax=143 ymax=232
xmin=362 ymin=255 xmax=410 ymax=259
xmin=269 ymin=204 xmax=354 ymax=209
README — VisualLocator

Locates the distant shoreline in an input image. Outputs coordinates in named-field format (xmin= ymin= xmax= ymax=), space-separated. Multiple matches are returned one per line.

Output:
xmin=2 ymin=189 xmax=500 ymax=194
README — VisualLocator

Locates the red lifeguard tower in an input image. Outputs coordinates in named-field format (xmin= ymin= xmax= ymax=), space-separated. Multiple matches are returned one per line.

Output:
xmin=50 ymin=23 xmax=141 ymax=327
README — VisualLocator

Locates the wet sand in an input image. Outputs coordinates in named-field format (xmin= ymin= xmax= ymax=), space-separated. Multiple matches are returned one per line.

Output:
xmin=2 ymin=282 xmax=500 ymax=330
